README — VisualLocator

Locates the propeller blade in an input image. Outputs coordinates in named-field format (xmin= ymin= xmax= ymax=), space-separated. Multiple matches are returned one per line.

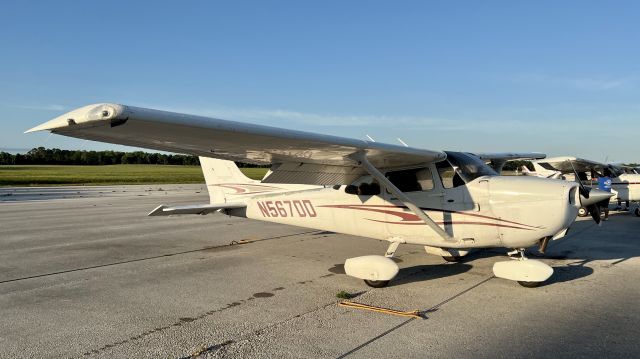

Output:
xmin=567 ymin=159 xmax=587 ymax=193
xmin=587 ymin=204 xmax=601 ymax=225
xmin=566 ymin=160 xmax=613 ymax=225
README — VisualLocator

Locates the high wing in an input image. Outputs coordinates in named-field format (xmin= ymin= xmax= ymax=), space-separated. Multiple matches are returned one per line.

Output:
xmin=534 ymin=156 xmax=607 ymax=173
xmin=471 ymin=152 xmax=546 ymax=173
xmin=609 ymin=163 xmax=640 ymax=175
xmin=26 ymin=103 xmax=445 ymax=185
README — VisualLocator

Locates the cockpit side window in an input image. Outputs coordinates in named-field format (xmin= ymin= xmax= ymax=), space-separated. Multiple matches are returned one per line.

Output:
xmin=385 ymin=167 xmax=434 ymax=192
xmin=436 ymin=160 xmax=464 ymax=189
xmin=442 ymin=151 xmax=498 ymax=183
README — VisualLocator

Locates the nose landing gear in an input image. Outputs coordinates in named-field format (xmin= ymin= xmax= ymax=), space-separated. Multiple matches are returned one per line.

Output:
xmin=493 ymin=249 xmax=553 ymax=288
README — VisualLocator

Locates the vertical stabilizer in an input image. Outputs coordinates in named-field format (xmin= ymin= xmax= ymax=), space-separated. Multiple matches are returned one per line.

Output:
xmin=198 ymin=157 xmax=258 ymax=203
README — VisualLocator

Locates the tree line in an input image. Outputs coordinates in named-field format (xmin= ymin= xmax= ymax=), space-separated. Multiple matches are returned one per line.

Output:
xmin=0 ymin=147 xmax=262 ymax=167
xmin=3 ymin=147 xmax=634 ymax=171
xmin=2 ymin=147 xmax=531 ymax=169
xmin=0 ymin=147 xmax=200 ymax=165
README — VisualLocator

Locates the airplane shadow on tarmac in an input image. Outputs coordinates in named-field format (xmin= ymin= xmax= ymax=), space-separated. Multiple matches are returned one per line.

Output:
xmin=327 ymin=212 xmax=639 ymax=288
xmin=458 ymin=249 xmax=596 ymax=287
xmin=479 ymin=212 xmax=639 ymax=287
xmin=391 ymin=263 xmax=473 ymax=287
xmin=328 ymin=263 xmax=473 ymax=287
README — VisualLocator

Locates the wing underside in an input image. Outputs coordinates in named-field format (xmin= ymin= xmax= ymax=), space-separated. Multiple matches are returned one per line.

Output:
xmin=535 ymin=157 xmax=606 ymax=173
xmin=27 ymin=103 xmax=446 ymax=185
xmin=473 ymin=152 xmax=546 ymax=173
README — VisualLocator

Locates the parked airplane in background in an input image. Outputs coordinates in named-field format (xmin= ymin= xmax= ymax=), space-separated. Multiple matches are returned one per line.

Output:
xmin=525 ymin=157 xmax=640 ymax=217
xmin=473 ymin=152 xmax=546 ymax=173
xmin=26 ymin=104 xmax=612 ymax=288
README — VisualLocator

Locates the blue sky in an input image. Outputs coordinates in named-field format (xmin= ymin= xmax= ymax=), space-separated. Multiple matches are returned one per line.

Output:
xmin=1 ymin=1 xmax=638 ymax=162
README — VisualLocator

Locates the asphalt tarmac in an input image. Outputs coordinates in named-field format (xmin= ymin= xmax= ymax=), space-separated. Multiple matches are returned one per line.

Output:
xmin=1 ymin=185 xmax=639 ymax=358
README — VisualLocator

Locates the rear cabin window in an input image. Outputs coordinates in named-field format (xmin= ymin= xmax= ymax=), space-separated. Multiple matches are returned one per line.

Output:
xmin=386 ymin=168 xmax=434 ymax=192
xmin=348 ymin=175 xmax=381 ymax=195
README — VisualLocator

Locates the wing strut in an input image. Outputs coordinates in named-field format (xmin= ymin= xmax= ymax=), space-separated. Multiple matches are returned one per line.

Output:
xmin=351 ymin=152 xmax=457 ymax=243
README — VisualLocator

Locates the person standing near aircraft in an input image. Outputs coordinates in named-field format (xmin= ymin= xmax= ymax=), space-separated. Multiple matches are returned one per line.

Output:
xmin=597 ymin=170 xmax=612 ymax=220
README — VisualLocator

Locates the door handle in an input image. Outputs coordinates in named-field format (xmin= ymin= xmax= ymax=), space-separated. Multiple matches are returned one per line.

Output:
xmin=447 ymin=199 xmax=454 ymax=203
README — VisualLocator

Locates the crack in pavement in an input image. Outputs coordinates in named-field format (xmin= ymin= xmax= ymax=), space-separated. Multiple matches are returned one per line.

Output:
xmin=178 ymin=258 xmax=488 ymax=359
xmin=0 ymin=230 xmax=322 ymax=285
xmin=335 ymin=276 xmax=495 ymax=359
xmin=77 ymin=244 xmax=486 ymax=358
xmin=77 ymin=269 xmax=340 ymax=358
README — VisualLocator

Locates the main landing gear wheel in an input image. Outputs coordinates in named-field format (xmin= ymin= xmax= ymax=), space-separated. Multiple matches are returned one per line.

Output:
xmin=442 ymin=255 xmax=463 ymax=262
xmin=518 ymin=281 xmax=542 ymax=288
xmin=578 ymin=207 xmax=588 ymax=217
xmin=635 ymin=208 xmax=640 ymax=217
xmin=364 ymin=279 xmax=390 ymax=288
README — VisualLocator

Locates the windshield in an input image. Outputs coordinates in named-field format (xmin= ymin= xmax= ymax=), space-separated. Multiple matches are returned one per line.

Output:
xmin=443 ymin=151 xmax=498 ymax=183
xmin=606 ymin=165 xmax=624 ymax=177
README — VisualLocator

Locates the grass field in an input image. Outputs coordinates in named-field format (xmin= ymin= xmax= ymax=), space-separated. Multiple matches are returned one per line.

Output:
xmin=0 ymin=165 xmax=269 ymax=186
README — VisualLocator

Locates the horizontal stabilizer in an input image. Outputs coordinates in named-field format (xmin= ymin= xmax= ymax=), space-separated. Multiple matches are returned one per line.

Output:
xmin=148 ymin=202 xmax=246 ymax=216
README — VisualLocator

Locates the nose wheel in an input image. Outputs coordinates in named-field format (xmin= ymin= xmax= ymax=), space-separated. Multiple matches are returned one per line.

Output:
xmin=493 ymin=249 xmax=553 ymax=287
xmin=578 ymin=207 xmax=588 ymax=217
xmin=517 ymin=280 xmax=542 ymax=288
xmin=364 ymin=280 xmax=390 ymax=288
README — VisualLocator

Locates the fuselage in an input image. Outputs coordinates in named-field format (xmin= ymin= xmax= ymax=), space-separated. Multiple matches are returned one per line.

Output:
xmin=218 ymin=174 xmax=580 ymax=251
xmin=610 ymin=173 xmax=640 ymax=202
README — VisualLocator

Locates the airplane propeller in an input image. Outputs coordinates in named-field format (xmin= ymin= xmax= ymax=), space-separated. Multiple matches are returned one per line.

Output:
xmin=566 ymin=160 xmax=613 ymax=225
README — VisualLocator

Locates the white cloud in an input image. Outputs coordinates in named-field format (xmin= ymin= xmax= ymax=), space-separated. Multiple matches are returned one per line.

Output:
xmin=512 ymin=73 xmax=631 ymax=91
xmin=5 ymin=104 xmax=69 ymax=111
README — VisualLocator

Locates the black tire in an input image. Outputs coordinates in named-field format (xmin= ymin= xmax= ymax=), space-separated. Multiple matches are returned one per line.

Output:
xmin=442 ymin=256 xmax=463 ymax=262
xmin=364 ymin=279 xmax=390 ymax=288
xmin=518 ymin=281 xmax=542 ymax=288
xmin=578 ymin=207 xmax=588 ymax=217
xmin=635 ymin=208 xmax=640 ymax=217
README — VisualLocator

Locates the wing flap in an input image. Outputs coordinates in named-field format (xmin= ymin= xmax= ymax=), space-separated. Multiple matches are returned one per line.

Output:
xmin=262 ymin=163 xmax=367 ymax=185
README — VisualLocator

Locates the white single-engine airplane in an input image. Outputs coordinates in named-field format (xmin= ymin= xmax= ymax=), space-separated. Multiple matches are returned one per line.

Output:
xmin=27 ymin=104 xmax=612 ymax=288
xmin=525 ymin=157 xmax=640 ymax=217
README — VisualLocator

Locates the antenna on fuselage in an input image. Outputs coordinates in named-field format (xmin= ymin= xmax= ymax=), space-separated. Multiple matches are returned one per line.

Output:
xmin=366 ymin=134 xmax=376 ymax=142
xmin=397 ymin=138 xmax=409 ymax=147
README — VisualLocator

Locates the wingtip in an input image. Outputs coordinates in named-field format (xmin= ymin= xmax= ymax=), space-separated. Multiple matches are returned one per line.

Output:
xmin=24 ymin=123 xmax=51 ymax=134
xmin=24 ymin=103 xmax=126 ymax=134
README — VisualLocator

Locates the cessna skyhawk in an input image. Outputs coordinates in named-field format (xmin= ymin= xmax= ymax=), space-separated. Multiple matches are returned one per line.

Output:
xmin=26 ymin=104 xmax=612 ymax=288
